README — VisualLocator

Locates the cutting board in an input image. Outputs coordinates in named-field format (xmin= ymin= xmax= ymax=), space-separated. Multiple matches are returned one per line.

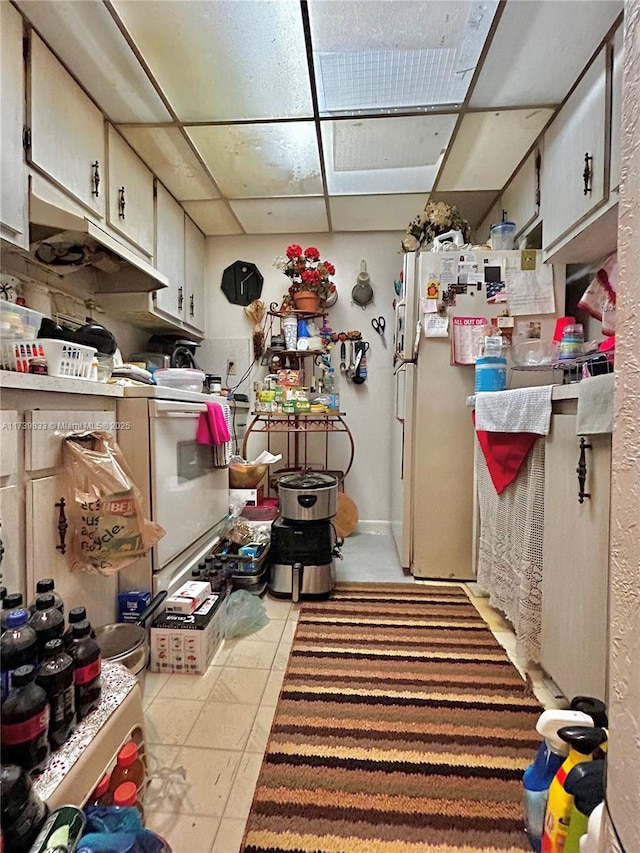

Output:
xmin=333 ymin=492 xmax=359 ymax=539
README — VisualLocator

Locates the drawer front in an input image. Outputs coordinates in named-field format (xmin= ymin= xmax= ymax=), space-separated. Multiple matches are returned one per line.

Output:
xmin=25 ymin=411 xmax=116 ymax=472
xmin=0 ymin=410 xmax=20 ymax=477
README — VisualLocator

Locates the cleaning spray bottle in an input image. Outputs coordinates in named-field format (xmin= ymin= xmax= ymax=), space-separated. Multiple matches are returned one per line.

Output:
xmin=563 ymin=759 xmax=605 ymax=853
xmin=523 ymin=710 xmax=594 ymax=852
xmin=541 ymin=726 xmax=608 ymax=853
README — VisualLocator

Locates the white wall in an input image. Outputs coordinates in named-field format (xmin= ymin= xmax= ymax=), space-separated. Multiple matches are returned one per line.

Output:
xmin=205 ymin=232 xmax=405 ymax=529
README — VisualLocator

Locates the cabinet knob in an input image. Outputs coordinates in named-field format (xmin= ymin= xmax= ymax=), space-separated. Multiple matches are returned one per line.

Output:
xmin=92 ymin=161 xmax=101 ymax=198
xmin=54 ymin=497 xmax=68 ymax=555
xmin=577 ymin=437 xmax=592 ymax=503
xmin=189 ymin=294 xmax=194 ymax=317
xmin=178 ymin=286 xmax=184 ymax=312
xmin=583 ymin=153 xmax=593 ymax=195
xmin=118 ymin=186 xmax=126 ymax=219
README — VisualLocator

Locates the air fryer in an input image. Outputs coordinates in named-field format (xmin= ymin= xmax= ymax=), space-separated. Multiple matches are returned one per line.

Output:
xmin=146 ymin=334 xmax=202 ymax=369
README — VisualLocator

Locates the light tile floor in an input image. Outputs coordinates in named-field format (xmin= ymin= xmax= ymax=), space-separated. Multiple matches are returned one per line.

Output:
xmin=142 ymin=533 xmax=566 ymax=853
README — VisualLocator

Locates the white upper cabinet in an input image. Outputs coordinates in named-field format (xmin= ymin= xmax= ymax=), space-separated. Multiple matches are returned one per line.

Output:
xmin=541 ymin=49 xmax=608 ymax=251
xmin=610 ymin=24 xmax=623 ymax=194
xmin=184 ymin=216 xmax=206 ymax=334
xmin=107 ymin=125 xmax=154 ymax=257
xmin=29 ymin=32 xmax=105 ymax=219
xmin=154 ymin=183 xmax=186 ymax=323
xmin=501 ymin=149 xmax=540 ymax=240
xmin=0 ymin=3 xmax=28 ymax=247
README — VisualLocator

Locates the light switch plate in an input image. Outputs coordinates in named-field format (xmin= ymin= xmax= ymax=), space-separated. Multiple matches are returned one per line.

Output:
xmin=521 ymin=250 xmax=537 ymax=270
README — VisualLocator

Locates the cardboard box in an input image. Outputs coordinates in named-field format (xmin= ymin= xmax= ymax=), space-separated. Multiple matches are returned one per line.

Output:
xmin=165 ymin=580 xmax=212 ymax=615
xmin=150 ymin=594 xmax=225 ymax=675
xmin=117 ymin=590 xmax=151 ymax=623
xmin=230 ymin=486 xmax=263 ymax=506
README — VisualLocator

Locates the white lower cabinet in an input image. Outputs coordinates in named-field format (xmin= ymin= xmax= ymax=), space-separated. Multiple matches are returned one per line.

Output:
xmin=541 ymin=413 xmax=611 ymax=701
xmin=0 ymin=485 xmax=23 ymax=594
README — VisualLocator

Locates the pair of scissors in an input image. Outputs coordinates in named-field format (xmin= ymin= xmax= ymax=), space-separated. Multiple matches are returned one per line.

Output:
xmin=371 ymin=316 xmax=385 ymax=336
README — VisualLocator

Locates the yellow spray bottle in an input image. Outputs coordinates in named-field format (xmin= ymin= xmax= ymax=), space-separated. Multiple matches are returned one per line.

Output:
xmin=541 ymin=726 xmax=607 ymax=853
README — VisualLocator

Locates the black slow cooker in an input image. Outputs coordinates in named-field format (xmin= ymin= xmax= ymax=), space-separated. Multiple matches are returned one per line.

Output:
xmin=277 ymin=472 xmax=338 ymax=522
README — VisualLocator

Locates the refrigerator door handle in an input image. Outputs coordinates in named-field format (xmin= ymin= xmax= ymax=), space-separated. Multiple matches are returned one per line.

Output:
xmin=395 ymin=363 xmax=407 ymax=422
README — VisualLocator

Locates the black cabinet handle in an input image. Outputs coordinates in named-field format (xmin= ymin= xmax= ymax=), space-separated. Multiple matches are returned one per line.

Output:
xmin=190 ymin=294 xmax=194 ymax=317
xmin=55 ymin=497 xmax=68 ymax=555
xmin=577 ymin=437 xmax=592 ymax=503
xmin=92 ymin=161 xmax=101 ymax=197
xmin=583 ymin=153 xmax=593 ymax=195
xmin=178 ymin=286 xmax=184 ymax=312
xmin=118 ymin=186 xmax=126 ymax=219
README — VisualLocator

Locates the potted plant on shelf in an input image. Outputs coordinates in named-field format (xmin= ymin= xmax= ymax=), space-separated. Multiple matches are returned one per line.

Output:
xmin=401 ymin=201 xmax=471 ymax=253
xmin=273 ymin=244 xmax=336 ymax=313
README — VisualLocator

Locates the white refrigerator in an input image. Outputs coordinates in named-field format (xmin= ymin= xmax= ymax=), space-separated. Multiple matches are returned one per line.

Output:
xmin=390 ymin=249 xmax=559 ymax=579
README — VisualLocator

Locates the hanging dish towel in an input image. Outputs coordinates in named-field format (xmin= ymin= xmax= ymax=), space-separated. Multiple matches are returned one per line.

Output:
xmin=473 ymin=412 xmax=539 ymax=494
xmin=475 ymin=385 xmax=554 ymax=434
xmin=196 ymin=401 xmax=231 ymax=446
xmin=576 ymin=373 xmax=614 ymax=434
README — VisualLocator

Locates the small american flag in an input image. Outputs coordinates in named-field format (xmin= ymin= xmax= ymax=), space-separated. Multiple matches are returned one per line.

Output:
xmin=486 ymin=280 xmax=507 ymax=304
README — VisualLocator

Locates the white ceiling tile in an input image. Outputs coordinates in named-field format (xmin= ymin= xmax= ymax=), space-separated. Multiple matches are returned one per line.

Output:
xmin=309 ymin=0 xmax=498 ymax=112
xmin=471 ymin=0 xmax=623 ymax=108
xmin=186 ymin=124 xmax=323 ymax=198
xmin=15 ymin=0 xmax=171 ymax=123
xmin=329 ymin=194 xmax=427 ymax=232
xmin=112 ymin=0 xmax=313 ymax=121
xmin=322 ymin=115 xmax=457 ymax=195
xmin=230 ymin=199 xmax=328 ymax=234
xmin=183 ymin=201 xmax=243 ymax=236
xmin=119 ymin=127 xmax=219 ymax=201
xmin=437 ymin=109 xmax=553 ymax=191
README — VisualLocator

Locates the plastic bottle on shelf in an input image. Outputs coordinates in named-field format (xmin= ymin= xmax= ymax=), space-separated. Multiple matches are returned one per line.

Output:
xmin=0 ymin=764 xmax=49 ymax=853
xmin=2 ymin=592 xmax=25 ymax=632
xmin=36 ymin=638 xmax=76 ymax=749
xmin=89 ymin=774 xmax=112 ymax=806
xmin=29 ymin=593 xmax=65 ymax=656
xmin=0 ymin=664 xmax=50 ymax=773
xmin=63 ymin=607 xmax=96 ymax=648
xmin=112 ymin=780 xmax=144 ymax=818
xmin=324 ymin=368 xmax=336 ymax=393
xmin=1 ymin=609 xmax=38 ymax=701
xmin=68 ymin=620 xmax=102 ymax=721
xmin=28 ymin=579 xmax=64 ymax=616
xmin=109 ymin=741 xmax=145 ymax=795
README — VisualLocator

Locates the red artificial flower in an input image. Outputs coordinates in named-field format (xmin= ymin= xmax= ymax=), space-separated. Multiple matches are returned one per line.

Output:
xmin=323 ymin=262 xmax=335 ymax=275
xmin=304 ymin=246 xmax=320 ymax=260
xmin=329 ymin=284 xmax=336 ymax=293
xmin=286 ymin=244 xmax=303 ymax=259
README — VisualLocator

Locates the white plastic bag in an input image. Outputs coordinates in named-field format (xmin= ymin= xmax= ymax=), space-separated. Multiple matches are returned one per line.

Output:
xmin=224 ymin=590 xmax=269 ymax=638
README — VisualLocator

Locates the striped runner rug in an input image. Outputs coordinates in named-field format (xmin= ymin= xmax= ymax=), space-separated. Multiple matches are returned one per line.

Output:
xmin=241 ymin=582 xmax=541 ymax=853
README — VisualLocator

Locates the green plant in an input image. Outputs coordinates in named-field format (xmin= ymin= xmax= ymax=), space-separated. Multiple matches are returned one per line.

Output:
xmin=402 ymin=201 xmax=471 ymax=253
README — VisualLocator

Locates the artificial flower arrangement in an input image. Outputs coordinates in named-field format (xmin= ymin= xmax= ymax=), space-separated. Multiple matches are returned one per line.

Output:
xmin=401 ymin=201 xmax=471 ymax=253
xmin=273 ymin=244 xmax=336 ymax=309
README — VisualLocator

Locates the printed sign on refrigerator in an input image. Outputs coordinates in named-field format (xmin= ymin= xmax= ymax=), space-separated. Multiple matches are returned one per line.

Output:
xmin=451 ymin=316 xmax=488 ymax=365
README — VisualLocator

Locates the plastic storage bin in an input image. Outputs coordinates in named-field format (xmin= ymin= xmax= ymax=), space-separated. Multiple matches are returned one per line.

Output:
xmin=0 ymin=302 xmax=45 ymax=341
xmin=153 ymin=368 xmax=205 ymax=392
xmin=490 ymin=221 xmax=516 ymax=250
xmin=0 ymin=339 xmax=96 ymax=378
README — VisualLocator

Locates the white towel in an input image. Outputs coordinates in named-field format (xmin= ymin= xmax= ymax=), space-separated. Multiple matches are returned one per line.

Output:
xmin=576 ymin=374 xmax=614 ymax=434
xmin=475 ymin=386 xmax=554 ymax=434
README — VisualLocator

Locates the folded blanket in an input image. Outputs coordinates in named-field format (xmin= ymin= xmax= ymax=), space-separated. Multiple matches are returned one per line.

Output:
xmin=576 ymin=373 xmax=614 ymax=434
xmin=196 ymin=401 xmax=231 ymax=446
xmin=475 ymin=385 xmax=553 ymax=434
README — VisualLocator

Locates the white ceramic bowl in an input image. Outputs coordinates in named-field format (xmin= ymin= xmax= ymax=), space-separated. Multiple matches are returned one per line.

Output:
xmin=153 ymin=368 xmax=205 ymax=392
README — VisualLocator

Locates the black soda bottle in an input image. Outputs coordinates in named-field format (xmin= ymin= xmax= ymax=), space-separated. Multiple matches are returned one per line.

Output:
xmin=0 ymin=664 xmax=50 ymax=773
xmin=36 ymin=639 xmax=76 ymax=749
xmin=69 ymin=621 xmax=102 ymax=720
xmin=0 ymin=764 xmax=48 ymax=853
xmin=29 ymin=594 xmax=65 ymax=656
xmin=63 ymin=607 xmax=95 ymax=648
xmin=29 ymin=579 xmax=64 ymax=616
xmin=0 ymin=609 xmax=38 ymax=701
xmin=1 ymin=592 xmax=24 ymax=632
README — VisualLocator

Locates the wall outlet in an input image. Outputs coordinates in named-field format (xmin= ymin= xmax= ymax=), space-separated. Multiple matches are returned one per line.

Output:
xmin=227 ymin=359 xmax=236 ymax=376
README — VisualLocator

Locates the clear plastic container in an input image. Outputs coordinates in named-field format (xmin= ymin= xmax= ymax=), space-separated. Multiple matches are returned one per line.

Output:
xmin=490 ymin=221 xmax=517 ymax=250
xmin=153 ymin=368 xmax=205 ymax=392
xmin=0 ymin=302 xmax=45 ymax=341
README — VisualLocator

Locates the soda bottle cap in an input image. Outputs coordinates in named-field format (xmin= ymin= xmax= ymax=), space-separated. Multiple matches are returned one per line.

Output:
xmin=113 ymin=781 xmax=137 ymax=806
xmin=5 ymin=608 xmax=30 ymax=629
xmin=72 ymin=620 xmax=91 ymax=638
xmin=117 ymin=741 xmax=139 ymax=767
xmin=68 ymin=607 xmax=87 ymax=624
xmin=3 ymin=593 xmax=23 ymax=610
xmin=35 ymin=593 xmax=55 ymax=611
xmin=36 ymin=579 xmax=55 ymax=593
xmin=42 ymin=638 xmax=64 ymax=657
xmin=93 ymin=774 xmax=110 ymax=798
xmin=12 ymin=665 xmax=36 ymax=686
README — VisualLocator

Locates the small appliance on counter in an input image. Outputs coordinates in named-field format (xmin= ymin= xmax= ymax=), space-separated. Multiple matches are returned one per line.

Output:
xmin=269 ymin=472 xmax=340 ymax=601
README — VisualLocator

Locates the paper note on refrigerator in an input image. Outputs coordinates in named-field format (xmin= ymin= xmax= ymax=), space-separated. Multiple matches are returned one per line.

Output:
xmin=504 ymin=258 xmax=556 ymax=315
xmin=451 ymin=316 xmax=488 ymax=365
xmin=423 ymin=314 xmax=449 ymax=337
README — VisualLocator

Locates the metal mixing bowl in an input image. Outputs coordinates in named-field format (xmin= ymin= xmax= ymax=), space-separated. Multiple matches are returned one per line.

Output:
xmin=229 ymin=463 xmax=268 ymax=489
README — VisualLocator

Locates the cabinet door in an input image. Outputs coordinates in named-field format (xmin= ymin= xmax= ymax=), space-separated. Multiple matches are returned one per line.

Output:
xmin=107 ymin=125 xmax=154 ymax=256
xmin=153 ymin=183 xmax=186 ymax=322
xmin=0 ymin=485 xmax=24 ymax=596
xmin=542 ymin=50 xmax=607 ymax=250
xmin=541 ymin=414 xmax=610 ymax=701
xmin=29 ymin=33 xmax=105 ymax=218
xmin=26 ymin=474 xmax=118 ymax=627
xmin=610 ymin=25 xmax=623 ymax=194
xmin=0 ymin=3 xmax=28 ymax=247
xmin=502 ymin=149 xmax=540 ymax=239
xmin=184 ymin=216 xmax=206 ymax=334
xmin=0 ymin=411 xmax=20 ymax=478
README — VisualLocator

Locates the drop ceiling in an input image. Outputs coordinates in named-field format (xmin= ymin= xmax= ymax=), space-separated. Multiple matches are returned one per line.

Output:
xmin=15 ymin=0 xmax=622 ymax=237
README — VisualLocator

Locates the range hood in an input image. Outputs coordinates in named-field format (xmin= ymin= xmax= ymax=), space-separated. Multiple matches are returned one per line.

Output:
xmin=25 ymin=189 xmax=168 ymax=294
